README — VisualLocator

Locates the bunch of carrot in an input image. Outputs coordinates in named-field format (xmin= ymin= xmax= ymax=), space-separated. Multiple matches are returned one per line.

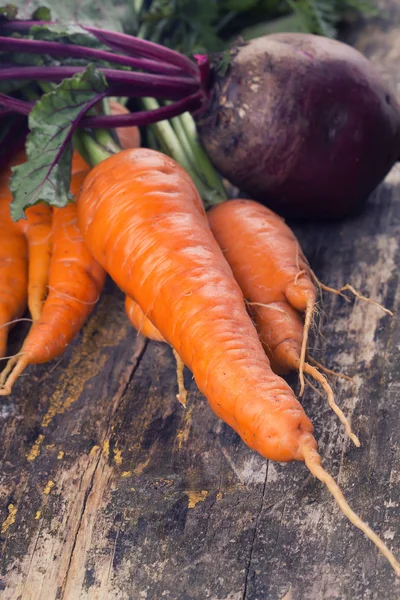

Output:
xmin=0 ymin=104 xmax=398 ymax=578
xmin=0 ymin=101 xmax=140 ymax=388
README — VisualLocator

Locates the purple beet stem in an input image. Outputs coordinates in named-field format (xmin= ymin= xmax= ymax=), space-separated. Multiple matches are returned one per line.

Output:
xmin=0 ymin=19 xmax=199 ymax=77
xmin=0 ymin=36 xmax=188 ymax=78
xmin=83 ymin=92 xmax=203 ymax=127
xmin=0 ymin=91 xmax=203 ymax=128
xmin=0 ymin=65 xmax=199 ymax=99
xmin=0 ymin=93 xmax=32 ymax=115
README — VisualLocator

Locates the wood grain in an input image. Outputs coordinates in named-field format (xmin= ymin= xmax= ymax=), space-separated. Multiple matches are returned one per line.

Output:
xmin=1 ymin=4 xmax=400 ymax=599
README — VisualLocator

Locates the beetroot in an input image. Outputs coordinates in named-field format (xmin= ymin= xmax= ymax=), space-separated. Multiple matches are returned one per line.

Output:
xmin=196 ymin=33 xmax=400 ymax=220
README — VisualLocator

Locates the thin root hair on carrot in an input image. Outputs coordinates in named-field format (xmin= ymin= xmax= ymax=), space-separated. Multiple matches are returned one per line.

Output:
xmin=303 ymin=444 xmax=400 ymax=577
xmin=0 ymin=352 xmax=24 ymax=369
xmin=245 ymin=301 xmax=292 ymax=323
xmin=172 ymin=349 xmax=188 ymax=408
xmin=46 ymin=286 xmax=101 ymax=305
xmin=0 ymin=355 xmax=29 ymax=395
xmin=294 ymin=269 xmax=307 ymax=286
xmin=302 ymin=362 xmax=360 ymax=447
xmin=310 ymin=272 xmax=393 ymax=316
xmin=0 ymin=318 xmax=34 ymax=330
xmin=305 ymin=376 xmax=325 ymax=399
xmin=61 ymin=219 xmax=85 ymax=244
xmin=308 ymin=356 xmax=355 ymax=383
xmin=298 ymin=301 xmax=317 ymax=397
xmin=27 ymin=228 xmax=53 ymax=246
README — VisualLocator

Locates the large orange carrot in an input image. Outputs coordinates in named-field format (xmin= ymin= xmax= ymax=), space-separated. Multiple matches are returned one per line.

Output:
xmin=77 ymin=148 xmax=315 ymax=462
xmin=75 ymin=148 xmax=400 ymax=574
xmin=207 ymin=199 xmax=361 ymax=447
xmin=0 ymin=155 xmax=105 ymax=390
xmin=0 ymin=166 xmax=28 ymax=358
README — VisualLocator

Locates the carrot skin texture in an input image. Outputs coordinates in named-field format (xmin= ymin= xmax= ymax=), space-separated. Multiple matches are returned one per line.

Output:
xmin=125 ymin=296 xmax=164 ymax=342
xmin=0 ymin=167 xmax=28 ymax=357
xmin=7 ymin=149 xmax=54 ymax=322
xmin=77 ymin=148 xmax=316 ymax=463
xmin=21 ymin=168 xmax=105 ymax=364
xmin=16 ymin=202 xmax=53 ymax=321
xmin=24 ymin=206 xmax=104 ymax=363
xmin=0 ymin=158 xmax=105 ymax=392
xmin=207 ymin=199 xmax=316 ymax=373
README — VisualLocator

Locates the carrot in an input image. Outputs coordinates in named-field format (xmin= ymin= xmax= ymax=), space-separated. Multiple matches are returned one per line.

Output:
xmin=125 ymin=295 xmax=164 ymax=342
xmin=74 ymin=147 xmax=399 ymax=574
xmin=125 ymin=295 xmax=187 ymax=406
xmin=15 ymin=200 xmax=53 ymax=321
xmin=0 ymin=164 xmax=28 ymax=358
xmin=3 ymin=148 xmax=53 ymax=322
xmin=207 ymin=199 xmax=363 ymax=447
xmin=0 ymin=154 xmax=106 ymax=392
xmin=11 ymin=151 xmax=90 ymax=322
xmin=109 ymin=100 xmax=141 ymax=150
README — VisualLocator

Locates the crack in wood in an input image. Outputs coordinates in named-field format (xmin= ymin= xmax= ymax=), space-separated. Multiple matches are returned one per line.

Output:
xmin=242 ymin=461 xmax=270 ymax=600
xmin=59 ymin=338 xmax=148 ymax=599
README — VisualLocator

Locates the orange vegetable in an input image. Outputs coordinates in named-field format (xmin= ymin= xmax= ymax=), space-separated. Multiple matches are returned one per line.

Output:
xmin=109 ymin=100 xmax=141 ymax=150
xmin=15 ymin=201 xmax=53 ymax=321
xmin=0 ymin=164 xmax=28 ymax=358
xmin=3 ymin=148 xmax=53 ymax=322
xmin=75 ymin=148 xmax=399 ymax=574
xmin=77 ymin=148 xmax=314 ymax=461
xmin=125 ymin=296 xmax=164 ymax=342
xmin=125 ymin=296 xmax=188 ymax=405
xmin=0 ymin=153 xmax=105 ymax=391
xmin=207 ymin=199 xmax=360 ymax=446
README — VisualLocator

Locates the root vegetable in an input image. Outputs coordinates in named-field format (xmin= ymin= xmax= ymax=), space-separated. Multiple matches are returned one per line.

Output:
xmin=197 ymin=33 xmax=400 ymax=219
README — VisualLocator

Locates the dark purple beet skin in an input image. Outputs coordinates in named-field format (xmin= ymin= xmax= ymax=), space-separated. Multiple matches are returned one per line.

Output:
xmin=196 ymin=33 xmax=400 ymax=220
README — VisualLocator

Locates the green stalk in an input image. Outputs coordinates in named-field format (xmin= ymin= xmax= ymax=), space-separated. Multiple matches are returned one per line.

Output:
xmin=38 ymin=81 xmax=54 ymax=94
xmin=141 ymin=97 xmax=208 ymax=199
xmin=72 ymin=131 xmax=92 ymax=166
xmin=100 ymin=97 xmax=111 ymax=116
xmin=93 ymin=127 xmax=121 ymax=155
xmin=79 ymin=130 xmax=114 ymax=167
xmin=178 ymin=112 xmax=227 ymax=200
xmin=169 ymin=114 xmax=196 ymax=169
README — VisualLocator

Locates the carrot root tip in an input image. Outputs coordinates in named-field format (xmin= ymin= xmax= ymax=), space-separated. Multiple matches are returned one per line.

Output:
xmin=303 ymin=444 xmax=400 ymax=577
xmin=0 ymin=355 xmax=29 ymax=395
xmin=303 ymin=362 xmax=360 ymax=447
xmin=299 ymin=301 xmax=315 ymax=397
xmin=311 ymin=272 xmax=393 ymax=316
xmin=173 ymin=349 xmax=188 ymax=408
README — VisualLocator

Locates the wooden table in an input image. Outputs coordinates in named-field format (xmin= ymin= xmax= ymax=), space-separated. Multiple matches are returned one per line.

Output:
xmin=1 ymin=4 xmax=400 ymax=599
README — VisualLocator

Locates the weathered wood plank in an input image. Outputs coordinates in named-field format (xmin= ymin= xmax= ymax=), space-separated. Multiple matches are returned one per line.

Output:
xmin=1 ymin=3 xmax=400 ymax=599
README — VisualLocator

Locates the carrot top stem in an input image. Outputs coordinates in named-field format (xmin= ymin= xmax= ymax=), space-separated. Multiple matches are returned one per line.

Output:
xmin=303 ymin=444 xmax=400 ymax=577
xmin=170 ymin=109 xmax=227 ymax=201
xmin=93 ymin=127 xmax=121 ymax=155
xmin=81 ymin=133 xmax=114 ymax=166
xmin=141 ymin=97 xmax=211 ymax=201
xmin=143 ymin=98 xmax=227 ymax=206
